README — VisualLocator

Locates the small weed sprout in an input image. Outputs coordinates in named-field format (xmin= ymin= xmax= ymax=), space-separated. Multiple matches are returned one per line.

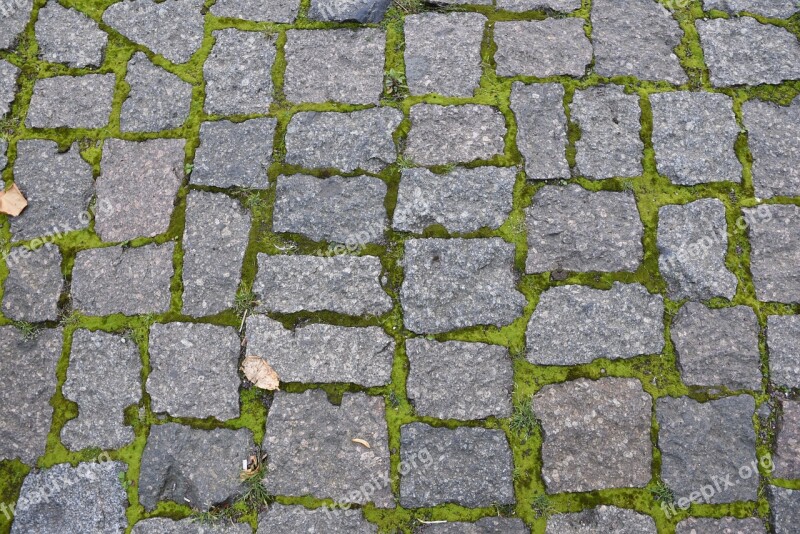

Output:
xmin=15 ymin=321 xmax=37 ymax=340
xmin=650 ymin=481 xmax=675 ymax=504
xmin=392 ymin=0 xmax=424 ymax=14
xmin=397 ymin=156 xmax=415 ymax=169
xmin=509 ymin=396 xmax=540 ymax=439
xmin=234 ymin=287 xmax=258 ymax=316
xmin=384 ymin=68 xmax=407 ymax=100
xmin=531 ymin=494 xmax=555 ymax=519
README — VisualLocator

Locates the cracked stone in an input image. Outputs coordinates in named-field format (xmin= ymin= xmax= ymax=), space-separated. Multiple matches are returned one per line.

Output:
xmin=256 ymin=504 xmax=377 ymax=533
xmin=774 ymin=400 xmax=800 ymax=479
xmin=703 ymin=0 xmax=798 ymax=17
xmin=744 ymin=204 xmax=800 ymax=303
xmin=120 ymin=52 xmax=192 ymax=132
xmin=35 ymin=3 xmax=107 ymax=68
xmin=676 ymin=517 xmax=766 ymax=534
xmin=768 ymin=315 xmax=800 ymax=388
xmin=743 ymin=97 xmax=800 ymax=199
xmin=0 ymin=59 xmax=20 ymax=116
xmin=770 ymin=486 xmax=800 ymax=534
xmin=133 ymin=518 xmax=251 ymax=534
xmin=211 ymin=0 xmax=300 ymax=22
xmin=418 ymin=518 xmax=528 ymax=533
xmin=0 ymin=0 xmax=32 ymax=50
xmin=309 ymin=0 xmax=391 ymax=22
xmin=510 ymin=82 xmax=569 ymax=180
xmin=494 ymin=19 xmax=592 ymax=77
xmin=26 ymin=74 xmax=115 ymax=129
xmin=547 ymin=506 xmax=657 ymax=533
xmin=497 ymin=0 xmax=581 ymax=10
xmin=192 ymin=118 xmax=276 ymax=188
xmin=2 ymin=244 xmax=62 ymax=323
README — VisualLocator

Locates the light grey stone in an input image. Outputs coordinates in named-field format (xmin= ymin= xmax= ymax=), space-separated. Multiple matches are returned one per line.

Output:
xmin=401 ymin=238 xmax=526 ymax=334
xmin=406 ymin=104 xmax=507 ymax=166
xmin=393 ymin=166 xmax=516 ymax=234
xmin=61 ymin=330 xmax=140 ymax=450
xmin=770 ymin=486 xmax=800 ymax=534
xmin=592 ymin=0 xmax=687 ymax=84
xmin=703 ymin=0 xmax=798 ymax=17
xmin=2 ymin=243 xmax=62 ymax=322
xmin=120 ymin=52 xmax=192 ymax=132
xmin=133 ymin=517 xmax=251 ymax=534
xmin=0 ymin=139 xmax=6 ymax=170
xmin=26 ymin=74 xmax=115 ymax=129
xmin=497 ymin=0 xmax=581 ymax=10
xmin=139 ymin=424 xmax=253 ymax=511
xmin=273 ymin=174 xmax=387 ymax=243
xmin=212 ymin=0 xmax=300 ymax=22
xmin=546 ymin=506 xmax=657 ymax=533
xmin=102 ymin=0 xmax=204 ymax=64
xmin=406 ymin=338 xmax=513 ymax=420
xmin=417 ymin=517 xmax=528 ymax=533
xmin=0 ymin=59 xmax=19 ymax=116
xmin=768 ymin=315 xmax=800 ymax=388
xmin=774 ymin=400 xmax=800 ymax=479
xmin=657 ymin=395 xmax=758 ymax=503
xmin=285 ymin=108 xmax=402 ymax=173
xmin=744 ymin=204 xmax=800 ymax=303
xmin=404 ymin=12 xmax=485 ymax=97
xmin=743 ymin=97 xmax=800 ymax=199
xmin=257 ymin=504 xmax=377 ymax=534
xmin=204 ymin=29 xmax=276 ymax=115
xmin=35 ymin=3 xmax=107 ymax=68
xmin=675 ymin=517 xmax=766 ymax=534
xmin=525 ymin=184 xmax=644 ymax=273
xmin=0 ymin=327 xmax=60 ymax=465
xmin=254 ymin=254 xmax=392 ymax=316
xmin=245 ymin=315 xmax=394 ymax=386
xmin=510 ymin=82 xmax=569 ymax=180
xmin=526 ymin=283 xmax=664 ymax=365
xmin=309 ymin=0 xmax=391 ymax=22
xmin=697 ymin=17 xmax=800 ymax=87
xmin=147 ymin=322 xmax=241 ymax=420
xmin=192 ymin=118 xmax=276 ymax=188
xmin=264 ymin=390 xmax=392 ymax=507
xmin=0 ymin=0 xmax=32 ymax=51
xmin=71 ymin=243 xmax=174 ymax=316
xmin=182 ymin=191 xmax=251 ymax=316
xmin=494 ymin=19 xmax=592 ymax=77
xmin=399 ymin=423 xmax=514 ymax=508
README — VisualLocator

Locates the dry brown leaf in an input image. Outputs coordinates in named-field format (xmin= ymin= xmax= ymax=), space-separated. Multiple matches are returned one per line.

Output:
xmin=241 ymin=355 xmax=280 ymax=390
xmin=352 ymin=438 xmax=371 ymax=449
xmin=0 ymin=184 xmax=27 ymax=216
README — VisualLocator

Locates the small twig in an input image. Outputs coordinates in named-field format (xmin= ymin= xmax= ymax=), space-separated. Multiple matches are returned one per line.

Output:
xmin=239 ymin=309 xmax=248 ymax=333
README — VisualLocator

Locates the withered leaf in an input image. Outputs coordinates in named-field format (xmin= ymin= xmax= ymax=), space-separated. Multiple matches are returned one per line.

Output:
xmin=0 ymin=184 xmax=28 ymax=216
xmin=241 ymin=355 xmax=280 ymax=391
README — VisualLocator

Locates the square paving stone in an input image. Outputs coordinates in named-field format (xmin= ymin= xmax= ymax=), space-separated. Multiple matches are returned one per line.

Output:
xmin=510 ymin=82 xmax=569 ymax=180
xmin=743 ymin=97 xmax=800 ymax=199
xmin=0 ymin=59 xmax=20 ymax=116
xmin=35 ymin=2 xmax=107 ymax=68
xmin=245 ymin=315 xmax=394 ymax=386
xmin=139 ymin=423 xmax=253 ymax=511
xmin=254 ymin=254 xmax=392 ymax=316
xmin=182 ymin=191 xmax=251 ymax=317
xmin=256 ymin=504 xmax=377 ymax=533
xmin=192 ymin=119 xmax=275 ymax=188
xmin=0 ymin=327 xmax=61 ymax=465
xmin=406 ymin=338 xmax=513 ymax=420
xmin=651 ymin=92 xmax=742 ymax=185
xmin=204 ymin=29 xmax=276 ymax=115
xmin=658 ymin=199 xmax=737 ymax=301
xmin=525 ymin=184 xmax=644 ymax=273
xmin=147 ymin=322 xmax=241 ymax=420
xmin=534 ymin=378 xmax=652 ymax=493
xmin=309 ymin=0 xmax=392 ymax=22
xmin=61 ymin=330 xmax=141 ymax=450
xmin=285 ymin=108 xmax=402 ymax=173
xmin=671 ymin=302 xmax=762 ymax=390
xmin=657 ymin=395 xmax=758 ymax=504
xmin=526 ymin=283 xmax=664 ymax=365
xmin=0 ymin=0 xmax=32 ymax=50
xmin=26 ymin=74 xmax=115 ymax=129
xmin=769 ymin=486 xmax=800 ymax=534
xmin=133 ymin=517 xmax=251 ymax=533
xmin=399 ymin=423 xmax=515 ymax=508
xmin=404 ymin=13 xmax=485 ymax=97
xmin=284 ymin=29 xmax=384 ymax=104
xmin=774 ymin=400 xmax=800 ymax=479
xmin=697 ymin=18 xmax=800 ymax=87
xmin=406 ymin=104 xmax=507 ymax=166
xmin=497 ymin=0 xmax=581 ymax=10
xmin=212 ymin=0 xmax=300 ymax=22
xmin=2 ymin=243 xmax=63 ymax=322
xmin=703 ymin=0 xmax=798 ymax=18
xmin=767 ymin=315 xmax=800 ymax=388
xmin=546 ymin=506 xmax=657 ymax=534
xmin=744 ymin=204 xmax=800 ymax=304
xmin=71 ymin=242 xmax=174 ymax=316
xmin=676 ymin=517 xmax=766 ymax=534
xmin=572 ymin=85 xmax=643 ymax=179
xmin=96 ymin=138 xmax=185 ymax=242
xmin=273 ymin=174 xmax=387 ymax=243
xmin=264 ymin=390 xmax=392 ymax=507
xmin=401 ymin=238 xmax=526 ymax=334
xmin=393 ymin=166 xmax=516 ymax=234
xmin=120 ymin=52 xmax=192 ymax=132
xmin=418 ymin=517 xmax=528 ymax=533
xmin=494 ymin=19 xmax=592 ymax=78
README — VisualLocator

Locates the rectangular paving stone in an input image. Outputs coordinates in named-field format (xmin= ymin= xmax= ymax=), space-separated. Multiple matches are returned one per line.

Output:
xmin=35 ymin=3 xmax=107 ymax=68
xmin=120 ymin=52 xmax=192 ymax=132
xmin=134 ymin=518 xmax=251 ymax=534
xmin=418 ymin=518 xmax=528 ymax=533
xmin=547 ymin=507 xmax=657 ymax=534
xmin=494 ymin=19 xmax=592 ymax=78
xmin=497 ymin=0 xmax=581 ymax=10
xmin=26 ymin=74 xmax=115 ymax=129
xmin=257 ymin=504 xmax=378 ymax=534
xmin=767 ymin=315 xmax=800 ymax=388
xmin=769 ymin=486 xmax=800 ymax=534
xmin=309 ymin=0 xmax=392 ymax=22
xmin=510 ymin=82 xmax=569 ymax=180
xmin=211 ymin=0 xmax=300 ymax=22
xmin=0 ymin=0 xmax=32 ymax=50
xmin=2 ymin=243 xmax=63 ymax=322
xmin=676 ymin=517 xmax=766 ymax=534
xmin=744 ymin=204 xmax=800 ymax=304
xmin=743 ymin=97 xmax=800 ymax=199
xmin=774 ymin=400 xmax=800 ymax=479
xmin=1 ymin=59 xmax=20 ymax=116
xmin=704 ymin=0 xmax=798 ymax=18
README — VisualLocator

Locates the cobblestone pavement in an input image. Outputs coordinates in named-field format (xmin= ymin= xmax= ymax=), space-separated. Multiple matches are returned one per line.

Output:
xmin=0 ymin=0 xmax=799 ymax=533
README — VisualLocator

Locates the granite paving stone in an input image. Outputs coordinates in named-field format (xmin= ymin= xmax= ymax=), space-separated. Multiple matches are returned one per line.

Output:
xmin=744 ymin=204 xmax=800 ymax=303
xmin=703 ymin=0 xmax=798 ymax=17
xmin=496 ymin=0 xmax=581 ymax=10
xmin=510 ymin=82 xmax=569 ymax=180
xmin=256 ymin=504 xmax=377 ymax=533
xmin=494 ymin=19 xmax=592 ymax=78
xmin=546 ymin=506 xmax=657 ymax=533
xmin=120 ymin=52 xmax=192 ymax=132
xmin=0 ymin=59 xmax=20 ymax=116
xmin=417 ymin=517 xmax=528 ymax=533
xmin=26 ymin=74 xmax=116 ymax=129
xmin=35 ymin=2 xmax=107 ymax=68
xmin=211 ymin=0 xmax=301 ymax=22
xmin=133 ymin=518 xmax=251 ymax=534
xmin=0 ymin=139 xmax=7 ymax=170
xmin=0 ymin=0 xmax=32 ymax=51
xmin=774 ymin=400 xmax=800 ymax=479
xmin=769 ymin=486 xmax=800 ymax=534
xmin=767 ymin=315 xmax=800 ymax=388
xmin=743 ymin=97 xmax=800 ymax=199
xmin=675 ymin=517 xmax=766 ymax=534
xmin=1 ymin=243 xmax=62 ymax=322
xmin=309 ymin=0 xmax=392 ymax=22
xmin=191 ymin=118 xmax=275 ymax=188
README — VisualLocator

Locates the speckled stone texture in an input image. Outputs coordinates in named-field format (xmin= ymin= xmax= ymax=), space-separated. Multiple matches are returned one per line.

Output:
xmin=675 ymin=517 xmax=766 ymax=534
xmin=1 ymin=243 xmax=62 ymax=322
xmin=744 ymin=204 xmax=800 ymax=303
xmin=192 ymin=118 xmax=275 ymax=188
xmin=120 ymin=52 xmax=192 ymax=132
xmin=497 ymin=0 xmax=581 ymax=10
xmin=774 ymin=401 xmax=800 ymax=479
xmin=703 ymin=0 xmax=798 ymax=17
xmin=768 ymin=315 xmax=800 ymax=388
xmin=510 ymin=82 xmax=569 ymax=180
xmin=743 ymin=97 xmax=800 ymax=199
xmin=309 ymin=0 xmax=392 ymax=22
xmin=0 ymin=59 xmax=18 ymax=117
xmin=494 ymin=19 xmax=592 ymax=77
xmin=0 ymin=140 xmax=6 ymax=169
xmin=133 ymin=517 xmax=251 ymax=534
xmin=546 ymin=506 xmax=657 ymax=533
xmin=256 ymin=504 xmax=377 ymax=533
xmin=418 ymin=517 xmax=528 ymax=533
xmin=26 ymin=74 xmax=116 ymax=129
xmin=35 ymin=2 xmax=107 ymax=68
xmin=769 ymin=486 xmax=800 ymax=534
xmin=0 ymin=0 xmax=33 ymax=50
xmin=212 ymin=0 xmax=300 ymax=22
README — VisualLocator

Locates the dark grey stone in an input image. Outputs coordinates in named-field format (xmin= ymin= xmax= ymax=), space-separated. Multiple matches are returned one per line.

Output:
xmin=510 ymin=82 xmax=569 ymax=180
xmin=192 ymin=118 xmax=276 ymax=188
xmin=0 ymin=0 xmax=32 ymax=51
xmin=703 ymin=0 xmax=798 ymax=17
xmin=26 ymin=74 xmax=116 ymax=129
xmin=546 ymin=506 xmax=657 ymax=533
xmin=675 ymin=517 xmax=766 ymax=534
xmin=768 ymin=315 xmax=800 ymax=388
xmin=256 ymin=504 xmax=377 ymax=533
xmin=2 ymin=243 xmax=62 ymax=322
xmin=494 ymin=19 xmax=592 ymax=77
xmin=769 ymin=486 xmax=800 ymax=534
xmin=211 ymin=0 xmax=300 ymax=22
xmin=774 ymin=400 xmax=800 ymax=479
xmin=309 ymin=0 xmax=391 ymax=22
xmin=0 ymin=59 xmax=20 ymax=116
xmin=744 ymin=204 xmax=800 ymax=303
xmin=133 ymin=518 xmax=251 ymax=534
xmin=417 ymin=517 xmax=528 ymax=533
xmin=35 ymin=2 xmax=107 ymax=68
xmin=120 ymin=52 xmax=192 ymax=132
xmin=497 ymin=0 xmax=581 ymax=10
xmin=743 ymin=97 xmax=800 ymax=199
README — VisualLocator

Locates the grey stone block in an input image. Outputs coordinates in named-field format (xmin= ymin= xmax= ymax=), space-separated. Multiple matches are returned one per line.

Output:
xmin=35 ymin=3 xmax=107 ymax=68
xmin=0 ymin=0 xmax=32 ymax=51
xmin=546 ymin=506 xmax=657 ymax=533
xmin=418 ymin=517 xmax=528 ymax=533
xmin=767 ymin=315 xmax=800 ymax=388
xmin=0 ymin=140 xmax=5 ymax=170
xmin=494 ymin=19 xmax=592 ymax=77
xmin=675 ymin=517 xmax=766 ymax=534
xmin=510 ymin=82 xmax=569 ymax=180
xmin=212 ymin=0 xmax=300 ymax=22
xmin=309 ymin=0 xmax=391 ymax=22
xmin=2 ymin=243 xmax=63 ymax=322
xmin=192 ymin=118 xmax=276 ymax=188
xmin=703 ymin=0 xmax=798 ymax=17
xmin=0 ymin=59 xmax=19 ymax=117
xmin=769 ymin=486 xmax=800 ymax=534
xmin=120 ymin=52 xmax=192 ymax=132
xmin=743 ymin=97 xmax=800 ymax=199
xmin=774 ymin=400 xmax=800 ymax=479
xmin=133 ymin=518 xmax=251 ymax=534
xmin=497 ymin=0 xmax=581 ymax=10
xmin=256 ymin=504 xmax=377 ymax=533
xmin=26 ymin=74 xmax=116 ymax=129
xmin=744 ymin=204 xmax=800 ymax=303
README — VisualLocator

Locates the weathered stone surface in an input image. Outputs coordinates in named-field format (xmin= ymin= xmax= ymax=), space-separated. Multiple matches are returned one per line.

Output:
xmin=510 ymin=82 xmax=569 ymax=180
xmin=494 ymin=19 xmax=592 ymax=77
xmin=399 ymin=423 xmax=514 ymax=508
xmin=0 ymin=59 xmax=19 ymax=116
xmin=61 ymin=330 xmax=140 ymax=450
xmin=525 ymin=185 xmax=644 ymax=273
xmin=11 ymin=461 xmax=128 ymax=534
xmin=393 ymin=166 xmax=515 ymax=234
xmin=309 ymin=0 xmax=391 ymax=22
xmin=285 ymin=108 xmax=401 ymax=173
xmin=675 ymin=517 xmax=766 ymax=534
xmin=768 ymin=315 xmax=800 ymax=388
xmin=273 ymin=174 xmax=387 ymax=243
xmin=204 ymin=29 xmax=276 ymax=115
xmin=406 ymin=338 xmax=513 ymax=420
xmin=256 ymin=504 xmax=377 ymax=533
xmin=182 ymin=191 xmax=251 ymax=316
xmin=572 ymin=85 xmax=643 ymax=179
xmin=592 ymin=0 xmax=687 ymax=84
xmin=254 ymin=254 xmax=392 ymax=316
xmin=497 ymin=0 xmax=581 ymax=10
xmin=2 ymin=243 xmax=62 ymax=322
xmin=401 ymin=238 xmax=526 ymax=334
xmin=743 ymin=97 xmax=800 ymax=199
xmin=0 ymin=140 xmax=5 ymax=170
xmin=35 ymin=3 xmax=107 ymax=68
xmin=0 ymin=327 xmax=60 ymax=465
xmin=133 ymin=518 xmax=251 ymax=534
xmin=697 ymin=18 xmax=800 ymax=87
xmin=404 ymin=13 xmax=485 ymax=97
xmin=103 ymin=0 xmax=204 ymax=64
xmin=651 ymin=92 xmax=742 ymax=185
xmin=418 ymin=518 xmax=528 ymax=533
xmin=212 ymin=0 xmax=300 ymax=22
xmin=657 ymin=395 xmax=757 ymax=503
xmin=658 ymin=199 xmax=737 ymax=300
xmin=526 ymin=283 xmax=664 ymax=365
xmin=774 ymin=400 xmax=800 ymax=479
xmin=672 ymin=302 xmax=762 ymax=390
xmin=284 ymin=29 xmax=384 ymax=104
xmin=120 ymin=52 xmax=192 ymax=132
xmin=71 ymin=243 xmax=174 ymax=316
xmin=704 ymin=0 xmax=797 ymax=17
xmin=406 ymin=104 xmax=507 ymax=166
xmin=547 ymin=506 xmax=657 ymax=533
xmin=26 ymin=74 xmax=115 ymax=129
xmin=744 ymin=204 xmax=800 ymax=303
xmin=0 ymin=0 xmax=32 ymax=51
xmin=245 ymin=315 xmax=394 ymax=386
xmin=192 ymin=118 xmax=276 ymax=188
xmin=139 ymin=424 xmax=253 ymax=511
xmin=770 ymin=486 xmax=800 ymax=534
xmin=264 ymin=390 xmax=392 ymax=507
xmin=147 ymin=322 xmax=241 ymax=420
